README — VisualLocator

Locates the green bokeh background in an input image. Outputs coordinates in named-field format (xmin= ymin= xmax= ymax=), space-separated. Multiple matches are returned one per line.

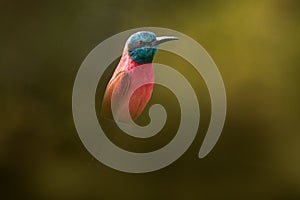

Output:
xmin=1 ymin=0 xmax=300 ymax=199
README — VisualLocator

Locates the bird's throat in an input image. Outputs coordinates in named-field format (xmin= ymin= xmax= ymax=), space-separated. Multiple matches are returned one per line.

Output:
xmin=129 ymin=47 xmax=158 ymax=64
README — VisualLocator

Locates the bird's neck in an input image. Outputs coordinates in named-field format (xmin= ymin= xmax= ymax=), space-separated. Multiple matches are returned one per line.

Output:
xmin=117 ymin=51 xmax=152 ymax=71
xmin=111 ymin=51 xmax=153 ymax=80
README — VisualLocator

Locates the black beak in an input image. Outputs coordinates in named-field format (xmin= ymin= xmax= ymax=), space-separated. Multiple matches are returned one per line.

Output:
xmin=152 ymin=36 xmax=179 ymax=46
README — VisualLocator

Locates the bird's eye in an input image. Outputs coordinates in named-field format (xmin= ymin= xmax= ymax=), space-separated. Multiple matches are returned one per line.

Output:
xmin=138 ymin=41 xmax=143 ymax=45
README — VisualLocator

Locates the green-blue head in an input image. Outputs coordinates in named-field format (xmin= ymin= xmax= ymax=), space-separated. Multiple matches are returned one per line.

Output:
xmin=126 ymin=31 xmax=178 ymax=64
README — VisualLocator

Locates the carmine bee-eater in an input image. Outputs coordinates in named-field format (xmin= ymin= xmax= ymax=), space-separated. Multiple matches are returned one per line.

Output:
xmin=101 ymin=31 xmax=178 ymax=122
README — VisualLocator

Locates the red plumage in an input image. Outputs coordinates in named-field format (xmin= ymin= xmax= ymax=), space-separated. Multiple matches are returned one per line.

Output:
xmin=101 ymin=50 xmax=154 ymax=121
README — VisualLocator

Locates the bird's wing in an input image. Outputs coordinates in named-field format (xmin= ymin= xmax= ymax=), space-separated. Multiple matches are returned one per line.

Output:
xmin=111 ymin=71 xmax=131 ymax=97
xmin=101 ymin=71 xmax=131 ymax=120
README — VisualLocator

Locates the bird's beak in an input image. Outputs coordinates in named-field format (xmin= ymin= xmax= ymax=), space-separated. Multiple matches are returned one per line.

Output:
xmin=152 ymin=36 xmax=179 ymax=46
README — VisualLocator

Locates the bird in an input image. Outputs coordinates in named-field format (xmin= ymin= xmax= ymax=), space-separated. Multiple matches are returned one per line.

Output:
xmin=101 ymin=31 xmax=178 ymax=122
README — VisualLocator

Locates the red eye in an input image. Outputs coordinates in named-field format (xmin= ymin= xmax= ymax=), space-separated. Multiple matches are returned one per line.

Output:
xmin=138 ymin=41 xmax=143 ymax=45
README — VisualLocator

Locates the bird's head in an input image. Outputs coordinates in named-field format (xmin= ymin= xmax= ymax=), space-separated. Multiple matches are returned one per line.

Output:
xmin=125 ymin=31 xmax=178 ymax=64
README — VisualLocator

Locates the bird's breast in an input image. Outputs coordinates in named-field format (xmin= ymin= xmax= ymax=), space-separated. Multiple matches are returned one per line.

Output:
xmin=102 ymin=62 xmax=155 ymax=121
xmin=127 ymin=64 xmax=154 ymax=119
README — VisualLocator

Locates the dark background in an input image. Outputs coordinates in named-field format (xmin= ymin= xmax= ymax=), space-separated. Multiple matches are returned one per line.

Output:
xmin=1 ymin=0 xmax=300 ymax=199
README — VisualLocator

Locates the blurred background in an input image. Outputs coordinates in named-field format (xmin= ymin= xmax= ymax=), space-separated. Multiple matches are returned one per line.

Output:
xmin=1 ymin=0 xmax=300 ymax=199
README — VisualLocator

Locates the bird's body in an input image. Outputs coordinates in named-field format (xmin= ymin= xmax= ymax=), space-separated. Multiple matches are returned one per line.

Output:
xmin=101 ymin=31 xmax=178 ymax=122
xmin=102 ymin=50 xmax=154 ymax=120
